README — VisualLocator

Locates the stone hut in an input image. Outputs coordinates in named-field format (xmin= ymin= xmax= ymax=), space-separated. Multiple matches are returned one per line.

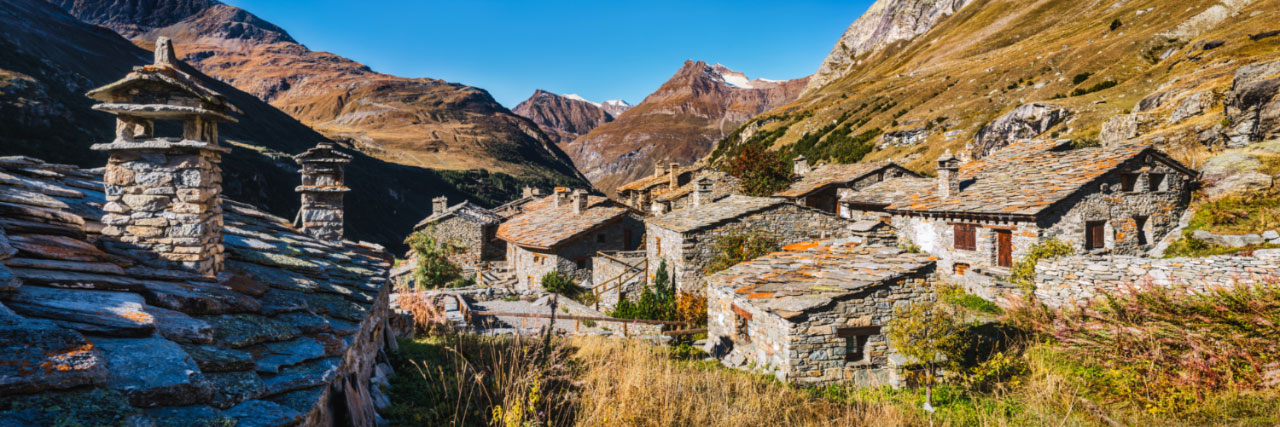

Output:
xmin=497 ymin=188 xmax=644 ymax=288
xmin=294 ymin=142 xmax=352 ymax=242
xmin=775 ymin=160 xmax=919 ymax=214
xmin=616 ymin=163 xmax=700 ymax=214
xmin=844 ymin=140 xmax=1197 ymax=292
xmin=412 ymin=196 xmax=503 ymax=270
xmin=88 ymin=36 xmax=239 ymax=276
xmin=644 ymin=195 xmax=893 ymax=294
xmin=706 ymin=240 xmax=937 ymax=385
xmin=0 ymin=40 xmax=395 ymax=426
xmin=650 ymin=170 xmax=742 ymax=214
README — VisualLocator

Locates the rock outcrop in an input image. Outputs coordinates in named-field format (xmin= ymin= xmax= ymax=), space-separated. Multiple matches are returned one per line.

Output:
xmin=565 ymin=61 xmax=807 ymax=194
xmin=1225 ymin=60 xmax=1280 ymax=147
xmin=805 ymin=0 xmax=971 ymax=93
xmin=513 ymin=90 xmax=616 ymax=145
xmin=973 ymin=103 xmax=1069 ymax=158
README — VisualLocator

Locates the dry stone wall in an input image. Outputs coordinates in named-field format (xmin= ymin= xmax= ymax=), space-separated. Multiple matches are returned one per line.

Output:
xmin=1034 ymin=249 xmax=1280 ymax=307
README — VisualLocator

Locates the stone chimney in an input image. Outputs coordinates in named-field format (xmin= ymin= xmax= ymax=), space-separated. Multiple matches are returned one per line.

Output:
xmin=794 ymin=155 xmax=811 ymax=176
xmin=553 ymin=187 xmax=571 ymax=207
xmin=294 ymin=142 xmax=352 ymax=242
xmin=572 ymin=190 xmax=589 ymax=214
xmin=668 ymin=162 xmax=680 ymax=189
xmin=655 ymin=163 xmax=667 ymax=177
xmin=88 ymin=37 xmax=241 ymax=276
xmin=693 ymin=177 xmax=713 ymax=207
xmin=936 ymin=149 xmax=961 ymax=199
xmin=522 ymin=187 xmax=534 ymax=198
xmin=432 ymin=196 xmax=448 ymax=215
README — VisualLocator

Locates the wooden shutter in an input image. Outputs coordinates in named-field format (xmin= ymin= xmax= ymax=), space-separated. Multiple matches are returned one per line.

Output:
xmin=1086 ymin=222 xmax=1105 ymax=249
xmin=954 ymin=224 xmax=976 ymax=250
xmin=996 ymin=230 xmax=1012 ymax=268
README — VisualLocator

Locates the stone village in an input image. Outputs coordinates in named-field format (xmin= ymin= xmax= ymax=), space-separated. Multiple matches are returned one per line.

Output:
xmin=3 ymin=39 xmax=1280 ymax=426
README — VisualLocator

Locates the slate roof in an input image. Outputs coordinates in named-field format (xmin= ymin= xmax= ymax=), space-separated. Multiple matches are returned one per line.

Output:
xmin=775 ymin=161 xmax=908 ymax=198
xmin=647 ymin=195 xmax=784 ymax=233
xmin=654 ymin=170 xmax=741 ymax=203
xmin=414 ymin=201 xmax=501 ymax=230
xmin=841 ymin=177 xmax=936 ymax=208
xmin=706 ymin=240 xmax=935 ymax=319
xmin=86 ymin=64 xmax=241 ymax=117
xmin=885 ymin=141 xmax=1196 ymax=218
xmin=0 ymin=156 xmax=390 ymax=426
xmin=617 ymin=166 xmax=699 ymax=193
xmin=496 ymin=194 xmax=627 ymax=250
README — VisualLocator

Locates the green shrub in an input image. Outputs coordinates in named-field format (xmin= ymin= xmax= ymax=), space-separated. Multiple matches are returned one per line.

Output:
xmin=540 ymin=271 xmax=595 ymax=305
xmin=610 ymin=260 xmax=676 ymax=321
xmin=403 ymin=229 xmax=467 ymax=289
xmin=1070 ymin=80 xmax=1117 ymax=97
xmin=1109 ymin=19 xmax=1122 ymax=31
xmin=704 ymin=228 xmax=780 ymax=275
xmin=1071 ymin=72 xmax=1091 ymax=85
xmin=1009 ymin=238 xmax=1074 ymax=292
xmin=722 ymin=143 xmax=792 ymax=196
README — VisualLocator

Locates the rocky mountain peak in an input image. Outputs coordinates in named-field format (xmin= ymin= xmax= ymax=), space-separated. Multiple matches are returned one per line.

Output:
xmin=51 ymin=0 xmax=295 ymax=43
xmin=806 ymin=0 xmax=971 ymax=93
xmin=513 ymin=90 xmax=616 ymax=145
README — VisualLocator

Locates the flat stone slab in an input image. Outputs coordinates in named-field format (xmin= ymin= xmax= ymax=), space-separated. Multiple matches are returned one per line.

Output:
xmin=224 ymin=399 xmax=303 ymax=427
xmin=142 ymin=280 xmax=262 ymax=315
xmin=181 ymin=344 xmax=255 ymax=373
xmin=6 ymin=234 xmax=110 ymax=262
xmin=0 ymin=186 xmax=69 ymax=210
xmin=201 ymin=314 xmax=303 ymax=348
xmin=0 ymin=304 xmax=107 ymax=395
xmin=218 ymin=271 xmax=270 ymax=297
xmin=264 ymin=386 xmax=325 ymax=415
xmin=259 ymin=289 xmax=311 ymax=315
xmin=2 ymin=257 xmax=125 ymax=275
xmin=0 ymin=264 xmax=18 ymax=292
xmin=0 ymin=228 xmax=15 ymax=258
xmin=0 ymin=388 xmax=138 ymax=426
xmin=8 ymin=268 xmax=146 ymax=291
xmin=146 ymin=305 xmax=214 ymax=344
xmin=275 ymin=311 xmax=333 ymax=334
xmin=143 ymin=405 xmax=230 ymax=427
xmin=260 ymin=357 xmax=340 ymax=397
xmin=248 ymin=334 xmax=342 ymax=374
xmin=206 ymin=370 xmax=266 ymax=409
xmin=94 ymin=336 xmax=213 ymax=407
xmin=5 ymin=286 xmax=155 ymax=337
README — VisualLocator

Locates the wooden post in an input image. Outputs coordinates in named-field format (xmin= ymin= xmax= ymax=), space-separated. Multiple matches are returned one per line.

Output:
xmin=623 ymin=322 xmax=629 ymax=337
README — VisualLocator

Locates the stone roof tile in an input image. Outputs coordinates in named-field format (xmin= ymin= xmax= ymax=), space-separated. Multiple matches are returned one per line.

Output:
xmin=413 ymin=201 xmax=501 ymax=230
xmin=496 ymin=194 xmax=627 ymax=249
xmin=775 ymin=161 xmax=906 ymax=198
xmin=646 ymin=195 xmax=784 ymax=233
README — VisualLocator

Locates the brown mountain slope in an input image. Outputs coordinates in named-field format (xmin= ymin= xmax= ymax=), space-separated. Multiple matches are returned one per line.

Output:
xmin=513 ymin=90 xmax=616 ymax=145
xmin=52 ymin=0 xmax=585 ymax=183
xmin=567 ymin=61 xmax=807 ymax=194
xmin=0 ymin=0 xmax=567 ymax=250
xmin=712 ymin=0 xmax=1280 ymax=174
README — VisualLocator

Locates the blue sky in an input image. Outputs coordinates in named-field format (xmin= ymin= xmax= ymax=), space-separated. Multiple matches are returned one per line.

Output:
xmin=222 ymin=0 xmax=874 ymax=108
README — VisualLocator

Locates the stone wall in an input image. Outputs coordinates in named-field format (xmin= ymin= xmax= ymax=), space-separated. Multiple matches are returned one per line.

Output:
xmin=425 ymin=216 xmax=497 ymax=270
xmin=649 ymin=204 xmax=893 ymax=295
xmin=510 ymin=215 xmax=644 ymax=289
xmin=100 ymin=147 xmax=224 ymax=275
xmin=591 ymin=250 xmax=645 ymax=310
xmin=300 ymin=280 xmax=394 ymax=426
xmin=1034 ymin=249 xmax=1280 ymax=307
xmin=708 ymin=267 xmax=937 ymax=385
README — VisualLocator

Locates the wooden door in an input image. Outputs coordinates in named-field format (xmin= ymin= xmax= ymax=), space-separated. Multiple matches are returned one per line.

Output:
xmin=996 ymin=230 xmax=1012 ymax=268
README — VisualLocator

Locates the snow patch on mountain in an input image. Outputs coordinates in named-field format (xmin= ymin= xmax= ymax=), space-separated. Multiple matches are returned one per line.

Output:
xmin=563 ymin=93 xmax=601 ymax=107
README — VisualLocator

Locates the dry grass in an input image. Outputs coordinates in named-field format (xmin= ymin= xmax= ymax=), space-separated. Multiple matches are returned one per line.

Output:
xmin=570 ymin=337 xmax=915 ymax=427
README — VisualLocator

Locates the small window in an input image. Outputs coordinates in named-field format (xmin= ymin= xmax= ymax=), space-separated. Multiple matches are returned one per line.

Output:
xmin=1134 ymin=216 xmax=1149 ymax=245
xmin=731 ymin=305 xmax=752 ymax=343
xmin=1086 ymin=221 xmax=1106 ymax=250
xmin=838 ymin=326 xmax=881 ymax=362
xmin=655 ymin=236 xmax=662 ymax=256
xmin=597 ymin=233 xmax=607 ymax=244
xmin=1120 ymin=174 xmax=1138 ymax=192
xmin=1148 ymin=174 xmax=1166 ymax=192
xmin=575 ymin=257 xmax=589 ymax=269
xmin=954 ymin=224 xmax=977 ymax=250
xmin=533 ymin=254 xmax=546 ymax=265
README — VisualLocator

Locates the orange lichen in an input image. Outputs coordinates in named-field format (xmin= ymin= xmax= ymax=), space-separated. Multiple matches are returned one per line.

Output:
xmin=783 ymin=242 xmax=820 ymax=251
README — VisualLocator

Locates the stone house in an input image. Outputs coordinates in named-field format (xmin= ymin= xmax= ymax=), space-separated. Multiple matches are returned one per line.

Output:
xmin=840 ymin=140 xmax=1197 ymax=291
xmin=497 ymin=188 xmax=645 ymax=289
xmin=616 ymin=162 xmax=700 ymax=213
xmin=706 ymin=240 xmax=937 ymax=385
xmin=644 ymin=195 xmax=894 ymax=294
xmin=0 ymin=39 xmax=393 ymax=426
xmin=412 ymin=196 xmax=503 ymax=270
xmin=651 ymin=170 xmax=742 ymax=214
xmin=776 ymin=157 xmax=919 ymax=214
xmin=491 ymin=186 xmax=544 ymax=220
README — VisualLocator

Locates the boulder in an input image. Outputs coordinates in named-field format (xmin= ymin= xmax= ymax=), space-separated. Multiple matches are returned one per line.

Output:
xmin=94 ymin=336 xmax=213 ymax=407
xmin=974 ymin=103 xmax=1069 ymax=158
xmin=1199 ymin=152 xmax=1274 ymax=198
xmin=5 ymin=286 xmax=156 ymax=336
xmin=1192 ymin=230 xmax=1264 ymax=247
xmin=0 ymin=304 xmax=108 ymax=394
xmin=1225 ymin=60 xmax=1280 ymax=147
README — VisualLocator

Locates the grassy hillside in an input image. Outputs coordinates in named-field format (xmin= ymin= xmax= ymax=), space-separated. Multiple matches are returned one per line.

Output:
xmin=712 ymin=0 xmax=1280 ymax=173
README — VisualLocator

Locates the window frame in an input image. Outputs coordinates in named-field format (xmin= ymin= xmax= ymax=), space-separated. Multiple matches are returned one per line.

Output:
xmin=1120 ymin=173 xmax=1138 ymax=192
xmin=1148 ymin=173 xmax=1166 ymax=192
xmin=1085 ymin=221 xmax=1106 ymax=250
xmin=1134 ymin=216 xmax=1149 ymax=245
xmin=837 ymin=326 xmax=881 ymax=363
